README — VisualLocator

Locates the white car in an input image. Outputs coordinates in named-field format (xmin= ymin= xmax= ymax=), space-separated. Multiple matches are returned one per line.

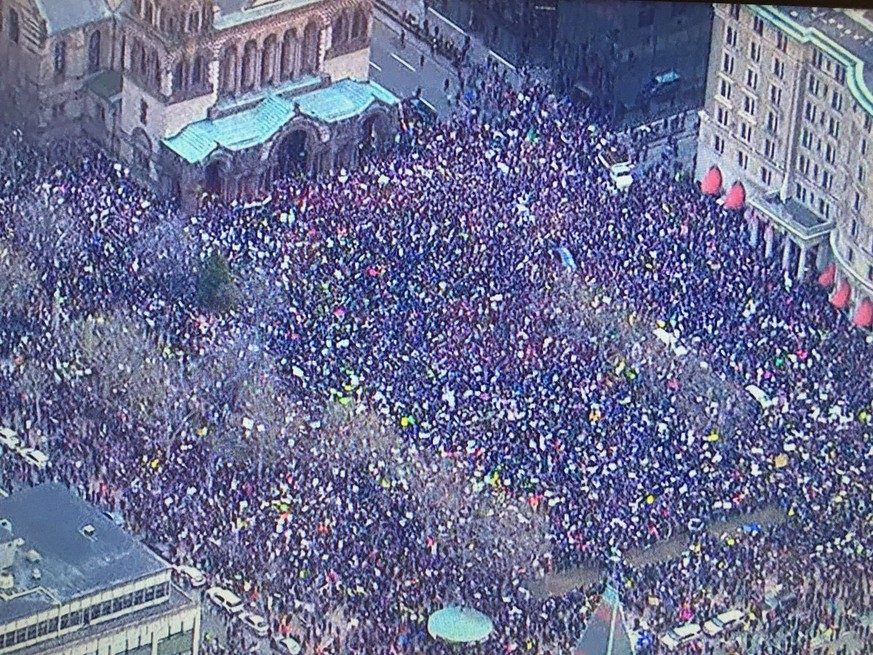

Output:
xmin=0 ymin=428 xmax=21 ymax=451
xmin=206 ymin=586 xmax=244 ymax=614
xmin=660 ymin=623 xmax=702 ymax=650
xmin=272 ymin=636 xmax=302 ymax=655
xmin=174 ymin=565 xmax=206 ymax=589
xmin=703 ymin=609 xmax=744 ymax=637
xmin=19 ymin=448 xmax=49 ymax=469
xmin=239 ymin=610 xmax=269 ymax=638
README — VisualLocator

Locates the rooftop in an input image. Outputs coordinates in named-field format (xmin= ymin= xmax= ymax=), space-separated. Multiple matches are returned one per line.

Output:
xmin=35 ymin=0 xmax=112 ymax=35
xmin=85 ymin=70 xmax=123 ymax=100
xmin=0 ymin=484 xmax=168 ymax=625
xmin=164 ymin=79 xmax=399 ymax=164
xmin=750 ymin=192 xmax=834 ymax=244
xmin=756 ymin=6 xmax=873 ymax=115
xmin=214 ymin=0 xmax=324 ymax=29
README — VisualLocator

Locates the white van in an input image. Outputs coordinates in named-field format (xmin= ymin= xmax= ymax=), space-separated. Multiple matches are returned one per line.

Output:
xmin=597 ymin=148 xmax=635 ymax=191
xmin=660 ymin=623 xmax=702 ymax=650
xmin=703 ymin=608 xmax=744 ymax=637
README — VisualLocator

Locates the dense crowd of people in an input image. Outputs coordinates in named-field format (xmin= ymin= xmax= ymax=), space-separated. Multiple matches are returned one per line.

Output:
xmin=1 ymin=62 xmax=873 ymax=655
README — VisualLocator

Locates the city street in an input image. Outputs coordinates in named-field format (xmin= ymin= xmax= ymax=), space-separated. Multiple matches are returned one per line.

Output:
xmin=368 ymin=9 xmax=460 ymax=117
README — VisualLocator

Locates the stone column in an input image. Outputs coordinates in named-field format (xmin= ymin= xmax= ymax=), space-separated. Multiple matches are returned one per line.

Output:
xmin=796 ymin=244 xmax=807 ymax=280
xmin=764 ymin=224 xmax=775 ymax=259
xmin=815 ymin=241 xmax=830 ymax=272
xmin=781 ymin=238 xmax=793 ymax=272
xmin=750 ymin=214 xmax=760 ymax=247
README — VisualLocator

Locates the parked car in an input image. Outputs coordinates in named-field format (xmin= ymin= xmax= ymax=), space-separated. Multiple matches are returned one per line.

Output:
xmin=19 ymin=448 xmax=49 ymax=469
xmin=0 ymin=428 xmax=21 ymax=452
xmin=239 ymin=610 xmax=270 ymax=638
xmin=206 ymin=586 xmax=244 ymax=614
xmin=703 ymin=608 xmax=744 ymax=637
xmin=271 ymin=636 xmax=302 ymax=655
xmin=173 ymin=565 xmax=206 ymax=589
xmin=660 ymin=623 xmax=702 ymax=650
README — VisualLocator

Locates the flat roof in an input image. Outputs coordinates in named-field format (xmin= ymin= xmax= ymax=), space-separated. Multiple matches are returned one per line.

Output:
xmin=0 ymin=484 xmax=169 ymax=625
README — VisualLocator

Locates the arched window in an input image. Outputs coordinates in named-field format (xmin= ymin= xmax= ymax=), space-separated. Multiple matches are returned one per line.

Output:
xmin=173 ymin=60 xmax=186 ymax=92
xmin=152 ymin=49 xmax=161 ymax=85
xmin=220 ymin=46 xmax=238 ymax=93
xmin=242 ymin=40 xmax=258 ymax=90
xmin=88 ymin=31 xmax=101 ymax=73
xmin=188 ymin=10 xmax=200 ymax=32
xmin=302 ymin=22 xmax=320 ymax=75
xmin=145 ymin=1 xmax=154 ymax=24
xmin=53 ymin=41 xmax=66 ymax=76
xmin=332 ymin=12 xmax=348 ymax=47
xmin=352 ymin=7 xmax=367 ymax=38
xmin=134 ymin=0 xmax=142 ymax=16
xmin=9 ymin=8 xmax=19 ymax=44
xmin=261 ymin=35 xmax=277 ymax=87
xmin=281 ymin=29 xmax=297 ymax=80
xmin=138 ymin=42 xmax=147 ymax=75
xmin=191 ymin=54 xmax=205 ymax=86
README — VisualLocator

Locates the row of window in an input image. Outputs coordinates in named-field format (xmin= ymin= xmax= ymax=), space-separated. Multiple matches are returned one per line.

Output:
xmin=0 ymin=582 xmax=170 ymax=650
xmin=52 ymin=32 xmax=103 ymax=77
xmin=711 ymin=133 xmax=777 ymax=171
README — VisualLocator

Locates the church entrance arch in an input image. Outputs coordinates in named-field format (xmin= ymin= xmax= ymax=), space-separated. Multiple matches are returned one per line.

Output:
xmin=273 ymin=129 xmax=310 ymax=180
xmin=359 ymin=111 xmax=391 ymax=157
xmin=203 ymin=159 xmax=225 ymax=196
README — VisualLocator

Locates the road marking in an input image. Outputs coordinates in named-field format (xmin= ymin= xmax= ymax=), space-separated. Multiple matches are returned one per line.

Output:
xmin=488 ymin=50 xmax=517 ymax=72
xmin=390 ymin=52 xmax=417 ymax=72
xmin=428 ymin=8 xmax=467 ymax=36
xmin=369 ymin=60 xmax=383 ymax=72
xmin=419 ymin=98 xmax=437 ymax=112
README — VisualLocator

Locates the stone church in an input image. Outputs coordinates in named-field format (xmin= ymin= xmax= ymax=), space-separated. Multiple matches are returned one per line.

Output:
xmin=0 ymin=0 xmax=399 ymax=207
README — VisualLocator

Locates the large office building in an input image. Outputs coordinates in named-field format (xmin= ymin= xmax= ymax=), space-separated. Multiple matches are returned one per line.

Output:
xmin=0 ymin=0 xmax=399 ymax=208
xmin=696 ymin=4 xmax=873 ymax=327
xmin=0 ymin=483 xmax=200 ymax=655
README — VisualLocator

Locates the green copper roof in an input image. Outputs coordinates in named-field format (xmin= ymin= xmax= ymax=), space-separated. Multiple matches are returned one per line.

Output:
xmin=296 ymin=79 xmax=399 ymax=124
xmin=752 ymin=6 xmax=873 ymax=116
xmin=163 ymin=80 xmax=398 ymax=164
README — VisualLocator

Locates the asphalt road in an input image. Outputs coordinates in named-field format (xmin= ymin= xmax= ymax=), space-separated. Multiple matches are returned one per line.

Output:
xmin=368 ymin=10 xmax=461 ymax=117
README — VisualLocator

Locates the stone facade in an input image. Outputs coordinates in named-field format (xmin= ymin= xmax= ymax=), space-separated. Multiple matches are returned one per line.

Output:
xmin=0 ymin=0 xmax=396 ymax=208
xmin=696 ymin=4 xmax=873 ymax=321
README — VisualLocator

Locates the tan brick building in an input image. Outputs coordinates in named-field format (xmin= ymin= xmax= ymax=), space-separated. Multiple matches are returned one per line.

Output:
xmin=696 ymin=5 xmax=873 ymax=327
xmin=0 ymin=0 xmax=399 ymax=208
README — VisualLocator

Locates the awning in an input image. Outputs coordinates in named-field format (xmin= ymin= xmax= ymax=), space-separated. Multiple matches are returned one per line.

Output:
xmin=830 ymin=280 xmax=851 ymax=310
xmin=852 ymin=299 xmax=873 ymax=328
xmin=700 ymin=166 xmax=722 ymax=195
xmin=723 ymin=181 xmax=746 ymax=210
xmin=817 ymin=263 xmax=836 ymax=287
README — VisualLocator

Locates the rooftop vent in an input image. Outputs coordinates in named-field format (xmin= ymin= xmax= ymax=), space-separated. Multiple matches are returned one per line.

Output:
xmin=81 ymin=525 xmax=96 ymax=539
xmin=0 ymin=574 xmax=13 ymax=591
xmin=24 ymin=550 xmax=41 ymax=563
xmin=31 ymin=569 xmax=40 ymax=581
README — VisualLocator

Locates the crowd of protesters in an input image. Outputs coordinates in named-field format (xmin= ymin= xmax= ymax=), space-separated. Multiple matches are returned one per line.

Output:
xmin=1 ymin=63 xmax=873 ymax=655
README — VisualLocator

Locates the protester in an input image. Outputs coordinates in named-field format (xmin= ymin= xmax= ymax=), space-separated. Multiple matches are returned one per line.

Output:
xmin=0 ymin=65 xmax=871 ymax=655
